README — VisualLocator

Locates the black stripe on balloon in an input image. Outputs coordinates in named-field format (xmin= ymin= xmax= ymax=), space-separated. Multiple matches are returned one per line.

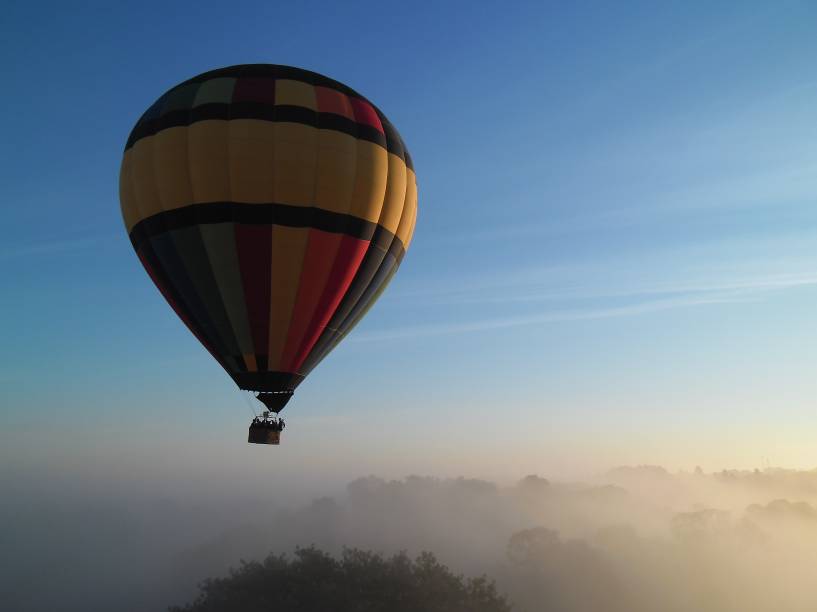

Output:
xmin=148 ymin=233 xmax=236 ymax=366
xmin=377 ymin=113 xmax=405 ymax=161
xmin=129 ymin=63 xmax=414 ymax=169
xmin=230 ymin=370 xmax=305 ymax=393
xmin=136 ymin=242 xmax=227 ymax=370
xmin=170 ymin=226 xmax=245 ymax=367
xmin=334 ymin=250 xmax=404 ymax=338
xmin=129 ymin=202 xmax=406 ymax=257
xmin=125 ymin=103 xmax=405 ymax=162
xmin=182 ymin=64 xmax=366 ymax=99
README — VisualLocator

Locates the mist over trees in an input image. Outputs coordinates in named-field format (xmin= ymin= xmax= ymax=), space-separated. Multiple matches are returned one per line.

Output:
xmin=6 ymin=465 xmax=817 ymax=611
xmin=166 ymin=467 xmax=817 ymax=612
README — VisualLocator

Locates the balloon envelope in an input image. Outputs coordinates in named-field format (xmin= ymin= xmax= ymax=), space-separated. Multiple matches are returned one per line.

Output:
xmin=119 ymin=64 xmax=417 ymax=405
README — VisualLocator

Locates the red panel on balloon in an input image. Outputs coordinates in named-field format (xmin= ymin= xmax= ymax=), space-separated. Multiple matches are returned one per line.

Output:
xmin=279 ymin=230 xmax=369 ymax=372
xmin=235 ymin=224 xmax=272 ymax=369
xmin=350 ymin=98 xmax=384 ymax=134
xmin=291 ymin=234 xmax=370 ymax=372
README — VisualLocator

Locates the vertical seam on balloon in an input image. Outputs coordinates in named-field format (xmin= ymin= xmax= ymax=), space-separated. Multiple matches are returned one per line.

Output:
xmin=185 ymin=89 xmax=244 ymax=372
xmin=406 ymin=180 xmax=418 ymax=248
xmin=258 ymin=72 xmax=275 ymax=375
xmin=229 ymin=67 xmax=259 ymax=368
xmin=277 ymin=76 xmax=323 ymax=373
xmin=293 ymin=89 xmax=362 ymax=376
xmin=265 ymin=78 xmax=293 ymax=373
xmin=266 ymin=81 xmax=280 ymax=372
xmin=267 ymin=77 xmax=287 ymax=373
xmin=343 ymin=129 xmax=408 ymax=322
xmin=308 ymin=122 xmax=412 ymax=373
xmin=118 ymin=158 xmax=131 ymax=231
xmin=299 ymin=119 xmax=405 ymax=376
xmin=150 ymin=120 xmax=169 ymax=216
xmin=298 ymin=91 xmax=368 ymax=374
xmin=149 ymin=109 xmax=226 ymax=365
xmin=126 ymin=148 xmax=144 ymax=239
xmin=334 ymin=250 xmax=401 ymax=352
xmin=298 ymin=93 xmax=366 ymax=374
xmin=171 ymin=106 xmax=223 ymax=358
xmin=306 ymin=231 xmax=403 ymax=374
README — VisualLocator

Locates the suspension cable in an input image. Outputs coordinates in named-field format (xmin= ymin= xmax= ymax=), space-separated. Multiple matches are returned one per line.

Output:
xmin=241 ymin=390 xmax=258 ymax=419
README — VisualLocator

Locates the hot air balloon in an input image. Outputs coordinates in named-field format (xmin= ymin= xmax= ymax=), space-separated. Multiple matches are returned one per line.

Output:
xmin=119 ymin=65 xmax=417 ymax=444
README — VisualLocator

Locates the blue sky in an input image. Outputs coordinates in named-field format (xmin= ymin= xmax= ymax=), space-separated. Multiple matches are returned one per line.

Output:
xmin=3 ymin=1 xmax=817 ymax=483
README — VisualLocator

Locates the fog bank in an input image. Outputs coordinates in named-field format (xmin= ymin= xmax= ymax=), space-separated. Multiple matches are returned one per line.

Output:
xmin=5 ymin=466 xmax=817 ymax=611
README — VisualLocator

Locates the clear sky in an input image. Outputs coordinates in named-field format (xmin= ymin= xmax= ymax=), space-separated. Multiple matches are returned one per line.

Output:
xmin=3 ymin=0 xmax=817 ymax=490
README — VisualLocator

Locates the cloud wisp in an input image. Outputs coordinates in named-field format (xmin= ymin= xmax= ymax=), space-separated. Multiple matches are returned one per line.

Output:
xmin=352 ymin=292 xmax=747 ymax=343
xmin=0 ymin=234 xmax=114 ymax=262
xmin=357 ymin=271 xmax=817 ymax=343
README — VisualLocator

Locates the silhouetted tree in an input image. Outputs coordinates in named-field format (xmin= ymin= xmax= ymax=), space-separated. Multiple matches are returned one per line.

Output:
xmin=169 ymin=546 xmax=511 ymax=612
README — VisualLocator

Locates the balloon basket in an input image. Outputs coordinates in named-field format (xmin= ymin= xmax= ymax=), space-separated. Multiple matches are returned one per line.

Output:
xmin=248 ymin=427 xmax=281 ymax=445
xmin=248 ymin=413 xmax=283 ymax=445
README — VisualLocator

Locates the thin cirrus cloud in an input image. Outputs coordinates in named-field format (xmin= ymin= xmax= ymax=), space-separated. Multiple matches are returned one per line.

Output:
xmin=351 ymin=290 xmax=753 ymax=343
xmin=389 ymin=223 xmax=817 ymax=308
xmin=0 ymin=235 xmax=115 ymax=262
xmin=392 ymin=272 xmax=817 ymax=307
xmin=361 ymin=260 xmax=817 ymax=343
xmin=427 ymin=75 xmax=817 ymax=251
xmin=429 ymin=157 xmax=817 ymax=247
